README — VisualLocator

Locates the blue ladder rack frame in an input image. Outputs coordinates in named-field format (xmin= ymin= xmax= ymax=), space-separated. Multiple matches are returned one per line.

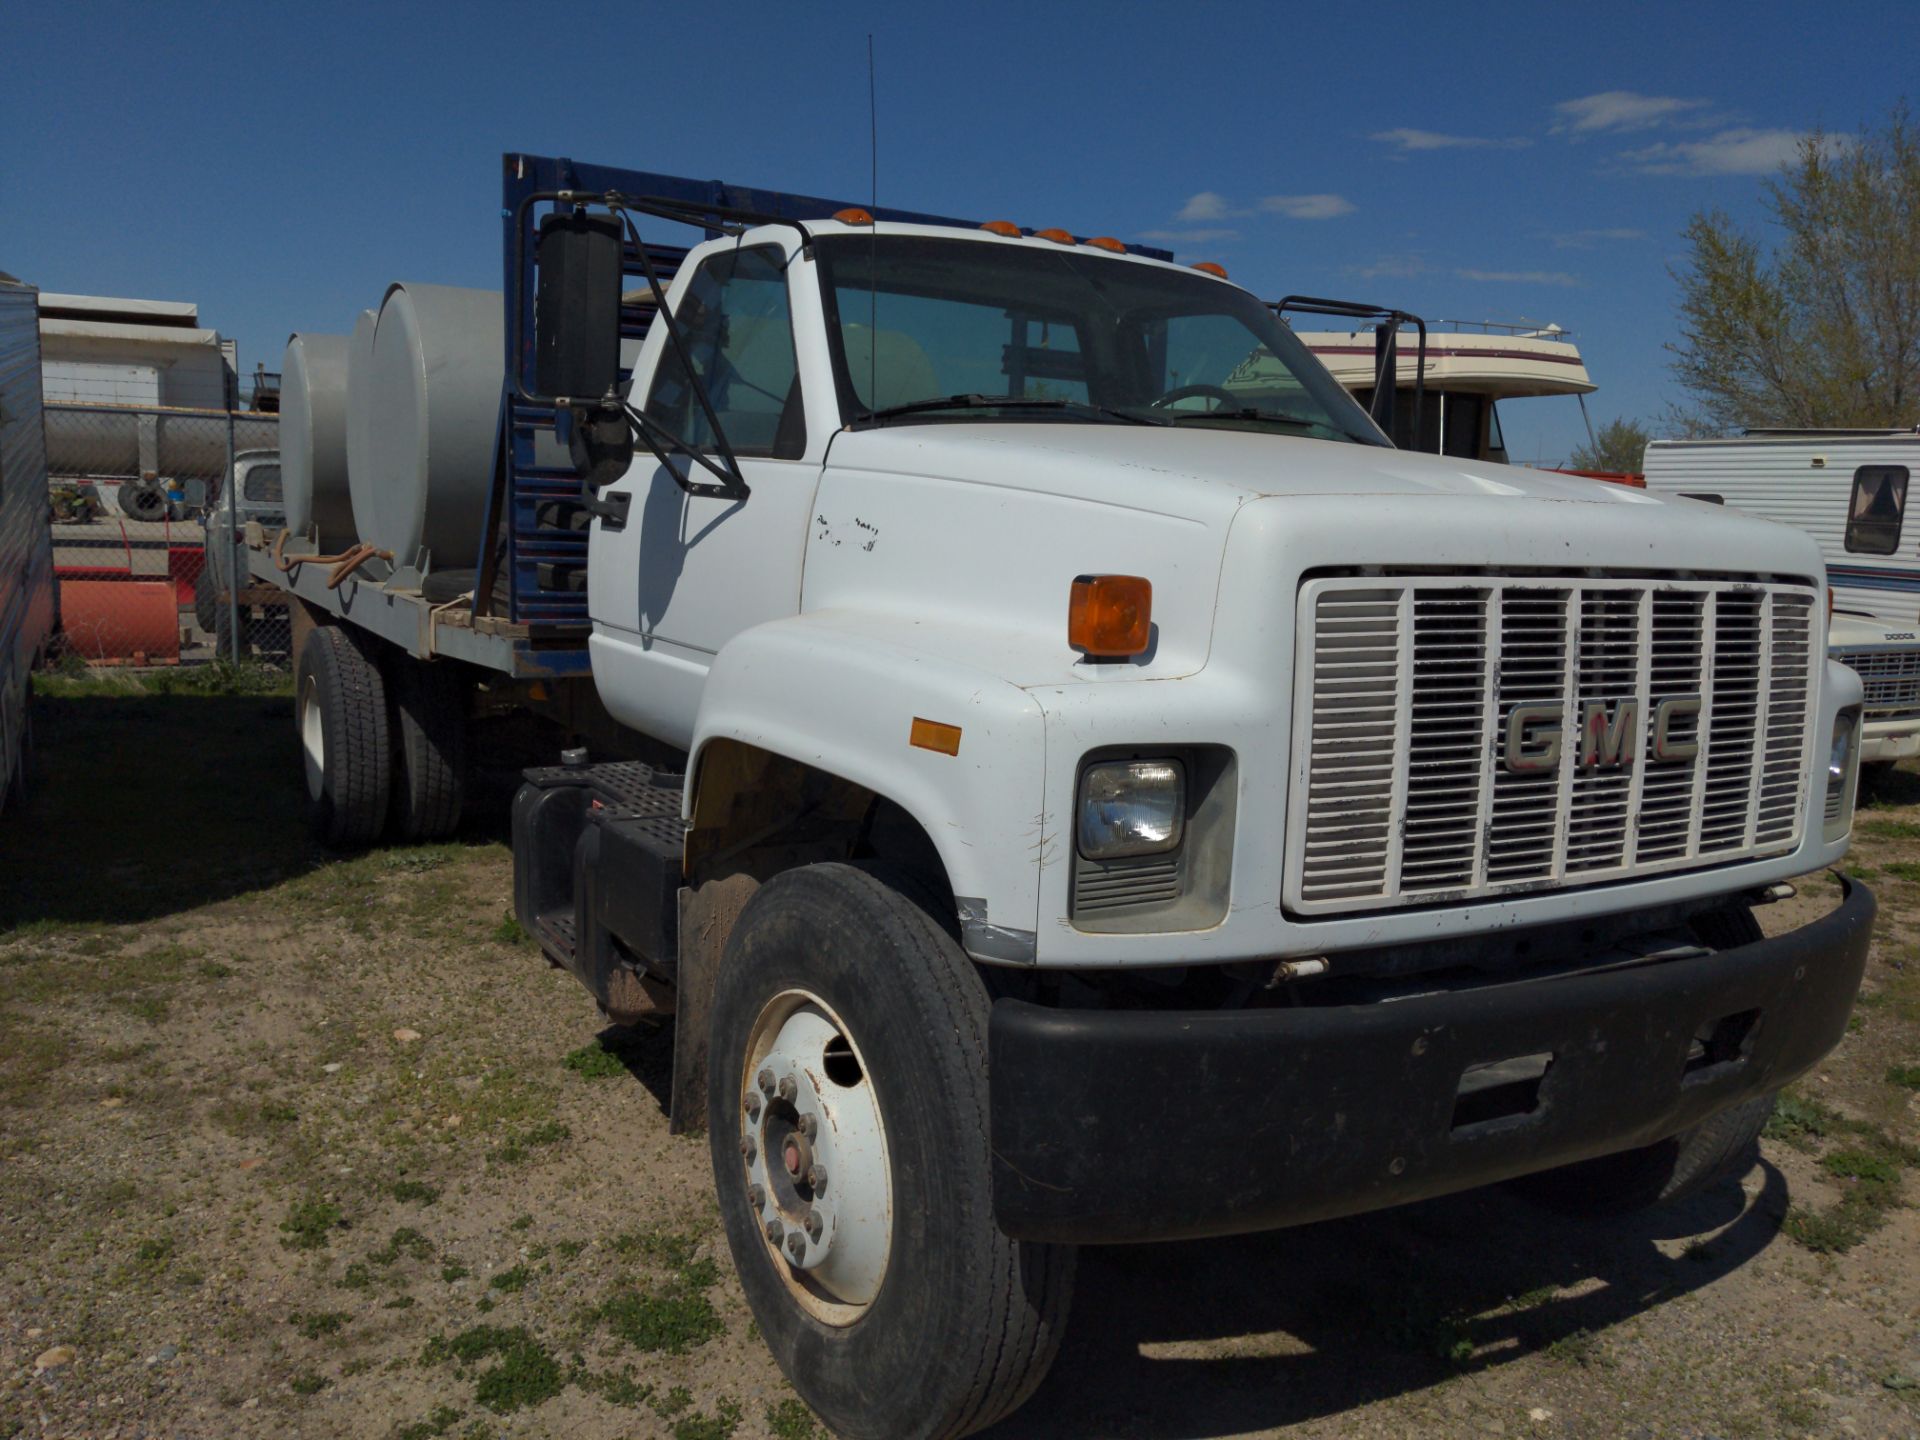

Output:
xmin=482 ymin=151 xmax=1176 ymax=633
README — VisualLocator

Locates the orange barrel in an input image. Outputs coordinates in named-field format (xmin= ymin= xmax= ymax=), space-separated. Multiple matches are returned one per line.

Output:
xmin=59 ymin=580 xmax=182 ymax=664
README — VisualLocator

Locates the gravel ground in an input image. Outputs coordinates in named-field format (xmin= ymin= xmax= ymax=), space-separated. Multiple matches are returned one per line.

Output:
xmin=2 ymin=681 xmax=1916 ymax=1440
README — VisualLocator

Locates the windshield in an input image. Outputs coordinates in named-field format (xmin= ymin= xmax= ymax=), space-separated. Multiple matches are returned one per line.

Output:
xmin=814 ymin=235 xmax=1386 ymax=446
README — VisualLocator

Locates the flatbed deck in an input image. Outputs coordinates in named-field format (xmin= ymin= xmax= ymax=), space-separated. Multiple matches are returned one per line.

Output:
xmin=245 ymin=525 xmax=591 ymax=679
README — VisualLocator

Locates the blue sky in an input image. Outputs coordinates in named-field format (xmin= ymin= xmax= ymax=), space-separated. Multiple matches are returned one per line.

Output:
xmin=2 ymin=0 xmax=1907 ymax=465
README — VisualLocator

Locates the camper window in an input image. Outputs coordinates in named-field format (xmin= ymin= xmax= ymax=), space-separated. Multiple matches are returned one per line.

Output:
xmin=1846 ymin=465 xmax=1909 ymax=555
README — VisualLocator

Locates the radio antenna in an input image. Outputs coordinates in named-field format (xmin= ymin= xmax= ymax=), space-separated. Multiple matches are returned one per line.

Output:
xmin=867 ymin=33 xmax=878 ymax=410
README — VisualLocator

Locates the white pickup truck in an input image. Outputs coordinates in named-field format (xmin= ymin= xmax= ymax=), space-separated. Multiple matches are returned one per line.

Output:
xmin=256 ymin=156 xmax=1875 ymax=1440
xmin=1829 ymin=609 xmax=1920 ymax=770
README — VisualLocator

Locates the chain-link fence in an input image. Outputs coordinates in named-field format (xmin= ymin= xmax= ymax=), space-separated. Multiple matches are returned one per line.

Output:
xmin=42 ymin=402 xmax=290 ymax=671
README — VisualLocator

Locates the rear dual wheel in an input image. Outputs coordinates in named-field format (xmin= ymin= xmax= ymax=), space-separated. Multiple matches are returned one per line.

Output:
xmin=708 ymin=864 xmax=1074 ymax=1440
xmin=295 ymin=629 xmax=468 ymax=847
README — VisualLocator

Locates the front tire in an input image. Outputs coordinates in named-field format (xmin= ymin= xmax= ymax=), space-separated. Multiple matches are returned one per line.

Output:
xmin=707 ymin=864 xmax=1074 ymax=1440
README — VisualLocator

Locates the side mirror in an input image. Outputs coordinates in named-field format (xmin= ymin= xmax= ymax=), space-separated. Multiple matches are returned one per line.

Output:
xmin=534 ymin=211 xmax=624 ymax=403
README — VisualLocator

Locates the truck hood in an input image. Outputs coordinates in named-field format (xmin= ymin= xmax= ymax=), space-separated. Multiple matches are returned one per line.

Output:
xmin=826 ymin=423 xmax=1669 ymax=518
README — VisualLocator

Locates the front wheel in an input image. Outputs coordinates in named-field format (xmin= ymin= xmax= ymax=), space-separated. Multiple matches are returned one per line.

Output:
xmin=707 ymin=864 xmax=1074 ymax=1440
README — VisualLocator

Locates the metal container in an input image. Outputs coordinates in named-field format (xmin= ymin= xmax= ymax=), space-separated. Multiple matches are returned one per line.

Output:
xmin=45 ymin=404 xmax=277 ymax=482
xmin=344 ymin=309 xmax=378 ymax=551
xmin=280 ymin=333 xmax=352 ymax=546
xmin=351 ymin=284 xmax=502 ymax=572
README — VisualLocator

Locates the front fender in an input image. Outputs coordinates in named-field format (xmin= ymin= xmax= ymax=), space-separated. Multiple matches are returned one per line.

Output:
xmin=688 ymin=610 xmax=1055 ymax=962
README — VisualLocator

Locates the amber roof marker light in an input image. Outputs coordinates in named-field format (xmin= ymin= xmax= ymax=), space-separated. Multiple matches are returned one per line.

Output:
xmin=980 ymin=220 xmax=1022 ymax=237
xmin=833 ymin=207 xmax=875 ymax=226
xmin=1191 ymin=261 xmax=1229 ymax=280
xmin=1069 ymin=574 xmax=1153 ymax=659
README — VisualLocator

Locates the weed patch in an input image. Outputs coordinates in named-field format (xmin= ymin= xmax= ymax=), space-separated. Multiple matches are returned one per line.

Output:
xmin=494 ymin=1120 xmax=570 ymax=1166
xmin=290 ymin=1310 xmax=349 ymax=1340
xmin=766 ymin=1398 xmax=822 ymax=1439
xmin=424 ymin=1325 xmax=563 ymax=1414
xmin=280 ymin=1197 xmax=346 ymax=1250
xmin=395 ymin=1406 xmax=466 ymax=1440
xmin=290 ymin=1372 xmax=328 ymax=1396
xmin=371 ymin=1227 xmax=435 ymax=1266
xmin=489 ymin=1265 xmax=533 ymax=1293
xmin=391 ymin=1179 xmax=441 ymax=1205
xmin=563 ymin=1040 xmax=627 ymax=1080
xmin=1889 ymin=1063 xmax=1920 ymax=1091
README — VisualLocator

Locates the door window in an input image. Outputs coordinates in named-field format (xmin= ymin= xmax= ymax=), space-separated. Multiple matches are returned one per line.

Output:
xmin=1846 ymin=465 xmax=1908 ymax=555
xmin=644 ymin=245 xmax=806 ymax=460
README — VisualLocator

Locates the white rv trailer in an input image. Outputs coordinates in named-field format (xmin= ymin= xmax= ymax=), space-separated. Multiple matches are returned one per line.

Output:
xmin=1644 ymin=430 xmax=1920 ymax=767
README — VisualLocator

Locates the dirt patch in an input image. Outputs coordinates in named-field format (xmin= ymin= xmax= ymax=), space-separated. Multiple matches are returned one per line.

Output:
xmin=2 ymin=687 xmax=1916 ymax=1439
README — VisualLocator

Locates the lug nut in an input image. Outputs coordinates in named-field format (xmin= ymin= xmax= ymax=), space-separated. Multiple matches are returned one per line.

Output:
xmin=757 ymin=1068 xmax=776 ymax=1096
xmin=748 ymin=1184 xmax=765 ymax=1209
xmin=785 ymin=1231 xmax=807 ymax=1262
xmin=745 ymin=1094 xmax=761 ymax=1120
xmin=777 ymin=1075 xmax=798 ymax=1103
xmin=740 ymin=1137 xmax=757 ymax=1163
xmin=797 ymin=1113 xmax=818 ymax=1139
xmin=806 ymin=1210 xmax=823 ymax=1241
xmin=764 ymin=1217 xmax=784 ymax=1244
xmin=807 ymin=1165 xmax=828 ymax=1194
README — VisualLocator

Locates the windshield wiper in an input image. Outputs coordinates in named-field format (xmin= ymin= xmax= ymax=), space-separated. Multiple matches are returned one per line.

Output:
xmin=854 ymin=393 xmax=1168 ymax=426
xmin=1162 ymin=406 xmax=1333 ymax=432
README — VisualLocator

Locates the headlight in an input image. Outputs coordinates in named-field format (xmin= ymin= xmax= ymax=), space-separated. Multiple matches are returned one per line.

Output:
xmin=1829 ymin=713 xmax=1856 ymax=790
xmin=1077 ymin=759 xmax=1185 ymax=859
xmin=1825 ymin=708 xmax=1860 ymax=844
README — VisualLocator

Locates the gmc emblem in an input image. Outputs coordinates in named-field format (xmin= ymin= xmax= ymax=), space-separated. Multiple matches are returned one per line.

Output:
xmin=1504 ymin=696 xmax=1702 ymax=774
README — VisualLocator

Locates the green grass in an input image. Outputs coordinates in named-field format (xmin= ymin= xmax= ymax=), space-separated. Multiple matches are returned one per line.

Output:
xmin=391 ymin=1179 xmax=441 ymax=1205
xmin=1889 ymin=1063 xmax=1920 ymax=1091
xmin=1881 ymin=861 xmax=1920 ymax=884
xmin=1858 ymin=817 xmax=1920 ymax=840
xmin=562 ymin=1040 xmax=628 ymax=1080
xmin=289 ymin=1372 xmax=328 ymax=1396
xmin=766 ymin=1398 xmax=822 ymax=1439
xmin=494 ymin=1120 xmax=570 ymax=1166
xmin=289 ymin=1310 xmax=350 ymax=1339
xmin=370 ymin=1227 xmax=434 ymax=1265
xmin=280 ymin=1197 xmax=346 ymax=1250
xmin=395 ymin=1406 xmax=467 ymax=1440
xmin=489 ymin=1265 xmax=532 ymax=1294
xmin=424 ymin=1326 xmax=564 ymax=1415
xmin=1769 ymin=1092 xmax=1915 ymax=1254
xmin=671 ymin=1399 xmax=743 ymax=1440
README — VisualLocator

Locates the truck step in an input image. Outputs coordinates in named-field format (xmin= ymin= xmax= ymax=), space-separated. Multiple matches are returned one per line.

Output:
xmin=512 ymin=759 xmax=687 ymax=1017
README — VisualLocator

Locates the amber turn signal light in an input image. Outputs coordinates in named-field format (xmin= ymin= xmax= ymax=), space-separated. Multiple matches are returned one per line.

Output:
xmin=1069 ymin=574 xmax=1153 ymax=657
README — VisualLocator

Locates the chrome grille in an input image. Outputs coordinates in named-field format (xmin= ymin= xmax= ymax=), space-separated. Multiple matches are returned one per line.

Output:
xmin=1288 ymin=577 xmax=1817 ymax=916
xmin=1838 ymin=646 xmax=1920 ymax=718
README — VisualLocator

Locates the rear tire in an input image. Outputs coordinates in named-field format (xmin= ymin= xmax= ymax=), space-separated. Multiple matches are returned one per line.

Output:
xmin=707 ymin=863 xmax=1074 ymax=1440
xmin=387 ymin=656 xmax=467 ymax=841
xmin=1514 ymin=904 xmax=1774 ymax=1215
xmin=296 ymin=625 xmax=391 ymax=848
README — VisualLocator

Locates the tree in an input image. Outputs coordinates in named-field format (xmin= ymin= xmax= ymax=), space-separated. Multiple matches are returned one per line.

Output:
xmin=1670 ymin=105 xmax=1920 ymax=432
xmin=1569 ymin=416 xmax=1652 ymax=473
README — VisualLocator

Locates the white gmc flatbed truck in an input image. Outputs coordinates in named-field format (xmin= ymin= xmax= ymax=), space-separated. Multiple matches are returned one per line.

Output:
xmin=251 ymin=156 xmax=1876 ymax=1439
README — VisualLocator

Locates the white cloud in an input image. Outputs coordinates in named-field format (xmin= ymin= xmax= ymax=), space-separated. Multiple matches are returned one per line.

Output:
xmin=1552 ymin=90 xmax=1711 ymax=135
xmin=1259 ymin=193 xmax=1356 ymax=220
xmin=1175 ymin=191 xmax=1233 ymax=222
xmin=1348 ymin=254 xmax=1428 ymax=281
xmin=1455 ymin=268 xmax=1583 ymax=287
xmin=1620 ymin=127 xmax=1846 ymax=176
xmin=1136 ymin=227 xmax=1241 ymax=245
xmin=1544 ymin=227 xmax=1647 ymax=249
xmin=1372 ymin=127 xmax=1531 ymax=152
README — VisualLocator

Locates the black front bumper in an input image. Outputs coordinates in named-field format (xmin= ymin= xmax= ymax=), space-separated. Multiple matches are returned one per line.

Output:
xmin=989 ymin=880 xmax=1874 ymax=1244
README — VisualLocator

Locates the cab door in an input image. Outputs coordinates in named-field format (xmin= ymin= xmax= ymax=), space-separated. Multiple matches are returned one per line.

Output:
xmin=587 ymin=242 xmax=823 ymax=747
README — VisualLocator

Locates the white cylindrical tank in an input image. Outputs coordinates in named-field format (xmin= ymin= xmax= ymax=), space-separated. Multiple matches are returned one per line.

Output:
xmin=344 ymin=309 xmax=378 ymax=550
xmin=351 ymin=283 xmax=503 ymax=570
xmin=280 ymin=333 xmax=352 ymax=546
